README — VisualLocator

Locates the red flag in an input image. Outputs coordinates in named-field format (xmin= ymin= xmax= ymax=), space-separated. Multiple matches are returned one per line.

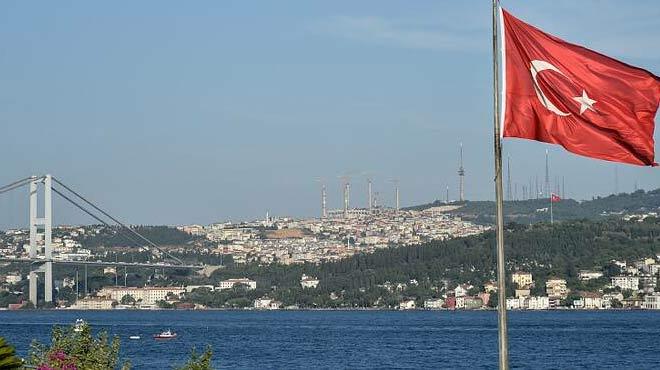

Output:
xmin=551 ymin=193 xmax=561 ymax=203
xmin=500 ymin=8 xmax=660 ymax=166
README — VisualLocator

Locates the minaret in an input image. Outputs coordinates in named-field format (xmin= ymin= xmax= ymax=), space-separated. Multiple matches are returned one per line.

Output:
xmin=458 ymin=143 xmax=465 ymax=202
xmin=368 ymin=179 xmax=373 ymax=212
xmin=321 ymin=184 xmax=327 ymax=218
xmin=544 ymin=149 xmax=550 ymax=198
xmin=506 ymin=156 xmax=512 ymax=201
xmin=395 ymin=183 xmax=400 ymax=213
xmin=343 ymin=181 xmax=350 ymax=218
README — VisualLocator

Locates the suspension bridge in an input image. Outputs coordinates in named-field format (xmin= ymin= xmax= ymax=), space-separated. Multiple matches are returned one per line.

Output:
xmin=0 ymin=174 xmax=202 ymax=306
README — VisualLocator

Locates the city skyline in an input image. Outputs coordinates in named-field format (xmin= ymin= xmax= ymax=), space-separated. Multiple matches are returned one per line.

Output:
xmin=1 ymin=0 xmax=659 ymax=228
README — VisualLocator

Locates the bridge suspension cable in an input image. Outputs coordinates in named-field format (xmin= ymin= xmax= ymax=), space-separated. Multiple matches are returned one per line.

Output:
xmin=51 ymin=177 xmax=183 ymax=265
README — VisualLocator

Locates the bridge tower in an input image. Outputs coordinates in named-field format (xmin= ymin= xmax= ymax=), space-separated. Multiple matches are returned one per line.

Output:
xmin=28 ymin=175 xmax=53 ymax=306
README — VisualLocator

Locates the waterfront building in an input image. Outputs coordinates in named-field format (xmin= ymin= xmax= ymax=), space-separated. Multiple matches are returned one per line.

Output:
xmin=99 ymin=286 xmax=185 ymax=305
xmin=644 ymin=293 xmax=660 ymax=309
xmin=70 ymin=297 xmax=114 ymax=310
xmin=254 ymin=298 xmax=282 ymax=310
xmin=424 ymin=298 xmax=444 ymax=309
xmin=464 ymin=297 xmax=483 ymax=309
xmin=399 ymin=299 xmax=416 ymax=310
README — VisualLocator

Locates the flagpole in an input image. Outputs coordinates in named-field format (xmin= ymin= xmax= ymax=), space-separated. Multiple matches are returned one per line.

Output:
xmin=492 ymin=1 xmax=509 ymax=369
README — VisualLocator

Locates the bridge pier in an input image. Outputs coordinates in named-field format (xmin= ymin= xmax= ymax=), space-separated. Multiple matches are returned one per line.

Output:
xmin=29 ymin=270 xmax=38 ymax=306
xmin=27 ymin=175 xmax=54 ymax=306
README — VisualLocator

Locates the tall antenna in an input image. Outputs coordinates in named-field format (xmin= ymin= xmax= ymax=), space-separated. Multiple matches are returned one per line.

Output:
xmin=506 ymin=156 xmax=512 ymax=201
xmin=458 ymin=142 xmax=465 ymax=202
xmin=562 ymin=176 xmax=565 ymax=199
xmin=544 ymin=149 xmax=550 ymax=198
xmin=446 ymin=185 xmax=449 ymax=204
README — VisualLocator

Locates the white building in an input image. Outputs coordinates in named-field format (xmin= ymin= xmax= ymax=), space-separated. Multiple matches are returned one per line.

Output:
xmin=512 ymin=272 xmax=533 ymax=288
xmin=578 ymin=271 xmax=603 ymax=281
xmin=527 ymin=296 xmax=550 ymax=310
xmin=69 ymin=297 xmax=114 ymax=310
xmin=4 ymin=273 xmax=22 ymax=284
xmin=424 ymin=298 xmax=444 ymax=309
xmin=254 ymin=298 xmax=282 ymax=310
xmin=300 ymin=274 xmax=320 ymax=289
xmin=99 ymin=286 xmax=185 ymax=305
xmin=399 ymin=299 xmax=416 ymax=310
xmin=218 ymin=278 xmax=256 ymax=290
xmin=546 ymin=278 xmax=568 ymax=299
xmin=611 ymin=276 xmax=639 ymax=291
xmin=644 ymin=293 xmax=660 ymax=309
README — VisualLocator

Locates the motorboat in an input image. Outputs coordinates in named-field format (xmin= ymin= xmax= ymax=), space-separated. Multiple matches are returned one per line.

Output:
xmin=153 ymin=330 xmax=177 ymax=340
xmin=129 ymin=335 xmax=141 ymax=340
xmin=73 ymin=319 xmax=86 ymax=332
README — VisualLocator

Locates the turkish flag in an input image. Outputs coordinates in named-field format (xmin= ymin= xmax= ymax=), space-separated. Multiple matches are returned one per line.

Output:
xmin=551 ymin=193 xmax=561 ymax=203
xmin=500 ymin=8 xmax=660 ymax=166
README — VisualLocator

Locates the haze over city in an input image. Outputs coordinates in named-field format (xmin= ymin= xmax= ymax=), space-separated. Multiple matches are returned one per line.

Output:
xmin=1 ymin=0 xmax=659 ymax=228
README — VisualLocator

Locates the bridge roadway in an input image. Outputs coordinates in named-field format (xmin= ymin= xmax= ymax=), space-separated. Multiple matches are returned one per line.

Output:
xmin=0 ymin=257 xmax=203 ymax=270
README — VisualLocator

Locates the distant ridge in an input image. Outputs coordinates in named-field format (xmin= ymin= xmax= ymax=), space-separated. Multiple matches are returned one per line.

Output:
xmin=406 ymin=189 xmax=660 ymax=224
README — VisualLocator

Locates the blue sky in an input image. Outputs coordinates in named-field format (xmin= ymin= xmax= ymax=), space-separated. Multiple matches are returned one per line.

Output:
xmin=0 ymin=0 xmax=659 ymax=227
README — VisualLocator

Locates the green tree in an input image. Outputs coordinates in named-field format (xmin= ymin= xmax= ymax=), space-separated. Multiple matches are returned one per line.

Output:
xmin=174 ymin=346 xmax=213 ymax=370
xmin=28 ymin=322 xmax=130 ymax=370
xmin=0 ymin=337 xmax=23 ymax=370
xmin=121 ymin=294 xmax=136 ymax=306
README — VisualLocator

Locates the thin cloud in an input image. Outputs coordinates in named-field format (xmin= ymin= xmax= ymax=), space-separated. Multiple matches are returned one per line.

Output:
xmin=316 ymin=15 xmax=486 ymax=52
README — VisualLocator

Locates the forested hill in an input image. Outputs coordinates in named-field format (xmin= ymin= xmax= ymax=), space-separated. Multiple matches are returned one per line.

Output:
xmin=407 ymin=189 xmax=660 ymax=224
xmin=201 ymin=217 xmax=660 ymax=307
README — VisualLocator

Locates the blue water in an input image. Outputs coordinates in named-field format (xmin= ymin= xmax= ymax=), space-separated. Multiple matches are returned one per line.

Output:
xmin=1 ymin=310 xmax=659 ymax=369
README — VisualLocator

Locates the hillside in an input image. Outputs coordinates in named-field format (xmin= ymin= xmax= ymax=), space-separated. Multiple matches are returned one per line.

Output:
xmin=407 ymin=189 xmax=660 ymax=224
xmin=194 ymin=217 xmax=660 ymax=308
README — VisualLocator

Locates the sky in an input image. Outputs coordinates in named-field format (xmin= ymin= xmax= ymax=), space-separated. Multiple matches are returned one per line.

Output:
xmin=0 ymin=0 xmax=659 ymax=228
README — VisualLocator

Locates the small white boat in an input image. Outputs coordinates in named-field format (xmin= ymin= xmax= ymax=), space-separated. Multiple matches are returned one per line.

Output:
xmin=153 ymin=330 xmax=177 ymax=340
xmin=129 ymin=335 xmax=141 ymax=340
xmin=73 ymin=319 xmax=86 ymax=332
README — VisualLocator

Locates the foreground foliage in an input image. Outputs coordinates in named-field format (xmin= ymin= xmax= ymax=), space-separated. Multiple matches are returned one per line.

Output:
xmin=25 ymin=323 xmax=214 ymax=369
xmin=28 ymin=324 xmax=128 ymax=370
xmin=0 ymin=337 xmax=23 ymax=369
xmin=174 ymin=346 xmax=213 ymax=370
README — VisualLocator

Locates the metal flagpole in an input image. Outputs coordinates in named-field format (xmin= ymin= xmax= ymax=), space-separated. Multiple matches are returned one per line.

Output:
xmin=492 ymin=1 xmax=509 ymax=369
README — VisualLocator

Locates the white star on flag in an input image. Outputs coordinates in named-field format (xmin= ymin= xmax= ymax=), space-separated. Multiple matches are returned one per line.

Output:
xmin=573 ymin=90 xmax=597 ymax=114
